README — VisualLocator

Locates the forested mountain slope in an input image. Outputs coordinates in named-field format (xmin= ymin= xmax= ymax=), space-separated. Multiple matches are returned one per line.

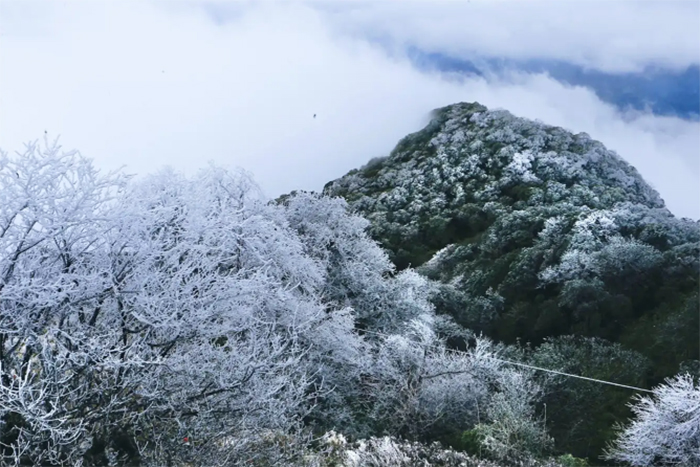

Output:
xmin=1 ymin=111 xmax=697 ymax=466
xmin=324 ymin=102 xmax=700 ymax=459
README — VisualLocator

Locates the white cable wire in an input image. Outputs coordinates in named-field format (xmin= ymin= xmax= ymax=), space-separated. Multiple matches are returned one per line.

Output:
xmin=360 ymin=328 xmax=654 ymax=393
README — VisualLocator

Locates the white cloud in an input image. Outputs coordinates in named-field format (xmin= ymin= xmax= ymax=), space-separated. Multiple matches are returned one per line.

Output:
xmin=0 ymin=1 xmax=698 ymax=218
xmin=314 ymin=0 xmax=700 ymax=74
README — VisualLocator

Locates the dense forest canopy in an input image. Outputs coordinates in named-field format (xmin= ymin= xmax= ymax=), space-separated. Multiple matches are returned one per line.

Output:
xmin=1 ymin=100 xmax=698 ymax=466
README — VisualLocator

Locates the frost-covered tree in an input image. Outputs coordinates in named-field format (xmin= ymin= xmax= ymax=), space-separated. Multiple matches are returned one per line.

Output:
xmin=110 ymin=167 xmax=334 ymax=466
xmin=475 ymin=368 xmax=552 ymax=462
xmin=605 ymin=373 xmax=700 ymax=467
xmin=0 ymin=142 xmax=363 ymax=466
xmin=363 ymin=319 xmax=551 ymax=458
xmin=4 ymin=138 xmax=509 ymax=465
xmin=279 ymin=191 xmax=441 ymax=436
xmin=281 ymin=191 xmax=435 ymax=334
xmin=0 ymin=139 xmax=135 ymax=465
xmin=365 ymin=318 xmax=490 ymax=437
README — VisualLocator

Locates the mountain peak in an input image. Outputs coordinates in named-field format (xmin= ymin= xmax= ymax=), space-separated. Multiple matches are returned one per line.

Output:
xmin=325 ymin=101 xmax=666 ymax=269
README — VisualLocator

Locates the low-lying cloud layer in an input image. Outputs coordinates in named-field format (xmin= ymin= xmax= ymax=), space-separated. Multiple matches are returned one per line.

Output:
xmin=316 ymin=0 xmax=700 ymax=74
xmin=1 ymin=1 xmax=698 ymax=218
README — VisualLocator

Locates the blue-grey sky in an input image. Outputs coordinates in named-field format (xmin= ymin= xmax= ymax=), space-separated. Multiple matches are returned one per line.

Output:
xmin=1 ymin=0 xmax=698 ymax=218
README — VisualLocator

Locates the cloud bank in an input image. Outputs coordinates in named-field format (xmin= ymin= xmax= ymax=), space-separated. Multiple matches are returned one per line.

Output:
xmin=0 ymin=1 xmax=698 ymax=218
xmin=316 ymin=0 xmax=700 ymax=74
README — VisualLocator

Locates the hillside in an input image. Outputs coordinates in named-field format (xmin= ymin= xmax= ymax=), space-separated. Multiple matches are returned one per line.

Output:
xmin=324 ymin=102 xmax=700 ymax=459
xmin=1 ymin=111 xmax=697 ymax=466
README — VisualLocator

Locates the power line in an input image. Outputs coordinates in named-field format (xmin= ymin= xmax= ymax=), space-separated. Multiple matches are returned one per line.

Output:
xmin=360 ymin=328 xmax=654 ymax=393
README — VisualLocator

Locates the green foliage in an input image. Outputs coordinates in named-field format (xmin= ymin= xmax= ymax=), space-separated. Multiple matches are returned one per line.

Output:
xmin=531 ymin=336 xmax=651 ymax=460
xmin=459 ymin=429 xmax=483 ymax=456
xmin=556 ymin=454 xmax=589 ymax=467
xmin=361 ymin=156 xmax=388 ymax=178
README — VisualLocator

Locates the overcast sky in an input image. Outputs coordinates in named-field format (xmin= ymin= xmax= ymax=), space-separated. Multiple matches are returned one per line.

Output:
xmin=1 ymin=0 xmax=699 ymax=218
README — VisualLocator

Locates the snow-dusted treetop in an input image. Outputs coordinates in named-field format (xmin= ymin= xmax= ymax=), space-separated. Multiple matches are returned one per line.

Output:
xmin=606 ymin=373 xmax=700 ymax=467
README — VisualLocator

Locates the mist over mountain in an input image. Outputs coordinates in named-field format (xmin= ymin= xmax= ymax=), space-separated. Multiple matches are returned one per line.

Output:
xmin=405 ymin=49 xmax=700 ymax=120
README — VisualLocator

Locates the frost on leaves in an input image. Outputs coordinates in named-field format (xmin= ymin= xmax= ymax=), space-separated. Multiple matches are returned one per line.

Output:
xmin=606 ymin=373 xmax=700 ymax=467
